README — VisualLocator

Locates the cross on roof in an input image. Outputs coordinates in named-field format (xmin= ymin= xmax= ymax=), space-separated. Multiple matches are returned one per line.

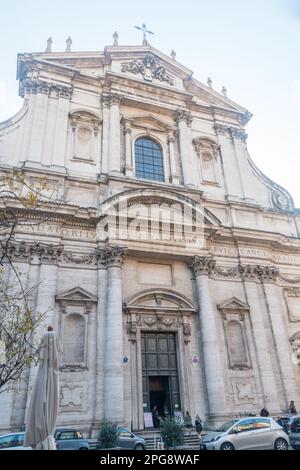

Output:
xmin=134 ymin=23 xmax=154 ymax=46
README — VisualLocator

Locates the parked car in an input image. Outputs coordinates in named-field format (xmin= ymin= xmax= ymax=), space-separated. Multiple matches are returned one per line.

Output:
xmin=0 ymin=432 xmax=31 ymax=450
xmin=117 ymin=427 xmax=145 ymax=450
xmin=55 ymin=429 xmax=90 ymax=450
xmin=287 ymin=415 xmax=300 ymax=450
xmin=200 ymin=417 xmax=290 ymax=450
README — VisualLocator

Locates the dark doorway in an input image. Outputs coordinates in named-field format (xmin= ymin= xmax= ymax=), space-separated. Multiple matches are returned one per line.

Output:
xmin=149 ymin=376 xmax=170 ymax=418
xmin=141 ymin=332 xmax=181 ymax=424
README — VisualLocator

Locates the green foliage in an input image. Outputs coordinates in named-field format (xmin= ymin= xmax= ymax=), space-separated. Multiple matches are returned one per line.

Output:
xmin=98 ymin=420 xmax=118 ymax=449
xmin=160 ymin=417 xmax=185 ymax=449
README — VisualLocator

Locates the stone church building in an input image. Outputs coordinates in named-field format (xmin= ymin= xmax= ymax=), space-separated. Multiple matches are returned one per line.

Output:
xmin=0 ymin=36 xmax=300 ymax=434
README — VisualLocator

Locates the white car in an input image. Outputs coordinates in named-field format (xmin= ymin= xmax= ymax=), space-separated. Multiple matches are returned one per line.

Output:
xmin=0 ymin=432 xmax=31 ymax=450
xmin=201 ymin=417 xmax=290 ymax=450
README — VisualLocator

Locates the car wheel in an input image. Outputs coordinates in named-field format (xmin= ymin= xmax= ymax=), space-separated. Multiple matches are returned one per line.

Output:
xmin=220 ymin=442 xmax=234 ymax=451
xmin=134 ymin=444 xmax=145 ymax=450
xmin=274 ymin=438 xmax=288 ymax=450
xmin=79 ymin=447 xmax=89 ymax=450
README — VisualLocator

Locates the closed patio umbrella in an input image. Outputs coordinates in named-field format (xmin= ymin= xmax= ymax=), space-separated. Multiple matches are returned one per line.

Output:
xmin=24 ymin=327 xmax=62 ymax=450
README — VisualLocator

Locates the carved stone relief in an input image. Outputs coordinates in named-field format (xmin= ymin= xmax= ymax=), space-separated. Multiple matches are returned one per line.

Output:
xmin=121 ymin=53 xmax=174 ymax=85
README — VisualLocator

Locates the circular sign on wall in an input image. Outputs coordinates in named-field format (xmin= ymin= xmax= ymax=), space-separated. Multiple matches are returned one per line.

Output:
xmin=192 ymin=355 xmax=199 ymax=365
xmin=123 ymin=354 xmax=129 ymax=365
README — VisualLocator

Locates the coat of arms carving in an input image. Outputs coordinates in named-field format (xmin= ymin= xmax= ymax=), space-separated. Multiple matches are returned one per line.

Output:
xmin=121 ymin=53 xmax=174 ymax=85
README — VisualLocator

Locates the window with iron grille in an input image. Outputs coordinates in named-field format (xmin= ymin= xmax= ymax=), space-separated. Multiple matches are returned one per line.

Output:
xmin=135 ymin=137 xmax=165 ymax=182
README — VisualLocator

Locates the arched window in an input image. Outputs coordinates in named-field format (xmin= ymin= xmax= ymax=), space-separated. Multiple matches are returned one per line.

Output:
xmin=135 ymin=137 xmax=164 ymax=182
xmin=62 ymin=313 xmax=85 ymax=364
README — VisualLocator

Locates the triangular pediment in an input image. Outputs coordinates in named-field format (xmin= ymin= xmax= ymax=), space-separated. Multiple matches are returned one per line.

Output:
xmin=17 ymin=44 xmax=250 ymax=120
xmin=217 ymin=297 xmax=250 ymax=311
xmin=126 ymin=114 xmax=174 ymax=132
xmin=56 ymin=286 xmax=97 ymax=302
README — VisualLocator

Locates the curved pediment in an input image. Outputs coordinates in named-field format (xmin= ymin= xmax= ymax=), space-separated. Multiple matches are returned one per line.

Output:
xmin=125 ymin=288 xmax=195 ymax=313
xmin=99 ymin=187 xmax=221 ymax=226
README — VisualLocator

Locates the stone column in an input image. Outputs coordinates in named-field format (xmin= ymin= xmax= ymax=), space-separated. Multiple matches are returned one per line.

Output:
xmin=93 ymin=252 xmax=107 ymax=424
xmin=190 ymin=256 xmax=227 ymax=418
xmin=240 ymin=265 xmax=281 ymax=410
xmin=176 ymin=110 xmax=197 ymax=187
xmin=52 ymin=86 xmax=72 ymax=170
xmin=168 ymin=132 xmax=179 ymax=184
xmin=104 ymin=246 xmax=126 ymax=421
xmin=124 ymin=120 xmax=133 ymax=176
xmin=108 ymin=94 xmax=121 ymax=174
xmin=258 ymin=266 xmax=299 ymax=407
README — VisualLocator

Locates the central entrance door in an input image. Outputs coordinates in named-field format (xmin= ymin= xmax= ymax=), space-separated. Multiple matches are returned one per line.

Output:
xmin=141 ymin=332 xmax=181 ymax=423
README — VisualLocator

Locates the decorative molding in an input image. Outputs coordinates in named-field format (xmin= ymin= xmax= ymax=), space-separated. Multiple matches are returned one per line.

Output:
xmin=215 ymin=266 xmax=240 ymax=278
xmin=61 ymin=251 xmax=95 ymax=265
xmin=176 ymin=109 xmax=193 ymax=127
xmin=189 ymin=256 xmax=216 ymax=276
xmin=121 ymin=53 xmax=174 ymax=85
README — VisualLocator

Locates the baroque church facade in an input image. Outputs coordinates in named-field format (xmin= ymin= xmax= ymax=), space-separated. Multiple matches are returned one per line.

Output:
xmin=0 ymin=36 xmax=300 ymax=434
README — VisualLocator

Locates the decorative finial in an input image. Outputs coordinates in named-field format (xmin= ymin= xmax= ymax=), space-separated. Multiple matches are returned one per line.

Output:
xmin=113 ymin=31 xmax=119 ymax=46
xmin=65 ymin=36 xmax=72 ymax=52
xmin=221 ymin=86 xmax=227 ymax=97
xmin=45 ymin=37 xmax=52 ymax=53
xmin=207 ymin=77 xmax=212 ymax=88
xmin=171 ymin=50 xmax=176 ymax=60
xmin=134 ymin=23 xmax=154 ymax=46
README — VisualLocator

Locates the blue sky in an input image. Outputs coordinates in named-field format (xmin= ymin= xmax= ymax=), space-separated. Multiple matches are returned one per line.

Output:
xmin=0 ymin=0 xmax=299 ymax=205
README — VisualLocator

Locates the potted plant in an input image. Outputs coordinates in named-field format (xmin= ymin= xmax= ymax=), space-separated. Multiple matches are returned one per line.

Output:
xmin=97 ymin=420 xmax=118 ymax=449
xmin=160 ymin=417 xmax=185 ymax=449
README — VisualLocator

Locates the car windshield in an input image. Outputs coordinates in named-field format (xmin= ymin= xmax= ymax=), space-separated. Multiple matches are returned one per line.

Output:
xmin=216 ymin=419 xmax=239 ymax=432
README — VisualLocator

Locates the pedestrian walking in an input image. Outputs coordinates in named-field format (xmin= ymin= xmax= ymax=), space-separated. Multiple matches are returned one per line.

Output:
xmin=195 ymin=414 xmax=203 ymax=439
xmin=289 ymin=401 xmax=297 ymax=414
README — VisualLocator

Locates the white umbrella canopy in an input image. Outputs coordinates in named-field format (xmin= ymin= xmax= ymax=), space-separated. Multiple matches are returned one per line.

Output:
xmin=24 ymin=327 xmax=62 ymax=450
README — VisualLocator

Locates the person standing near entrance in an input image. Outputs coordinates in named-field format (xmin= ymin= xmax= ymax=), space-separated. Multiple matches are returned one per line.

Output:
xmin=289 ymin=401 xmax=297 ymax=414
xmin=195 ymin=415 xmax=203 ymax=439
xmin=184 ymin=410 xmax=193 ymax=436
xmin=152 ymin=406 xmax=160 ymax=428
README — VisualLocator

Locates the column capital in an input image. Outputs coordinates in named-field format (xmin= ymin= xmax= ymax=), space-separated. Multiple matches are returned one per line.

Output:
xmin=102 ymin=93 xmax=121 ymax=107
xmin=96 ymin=245 xmax=127 ymax=268
xmin=190 ymin=255 xmax=216 ymax=276
xmin=239 ymin=264 xmax=279 ymax=282
xmin=214 ymin=123 xmax=247 ymax=142
xmin=175 ymin=109 xmax=193 ymax=127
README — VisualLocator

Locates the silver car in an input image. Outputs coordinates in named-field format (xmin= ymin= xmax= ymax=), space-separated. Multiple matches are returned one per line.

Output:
xmin=55 ymin=429 xmax=90 ymax=450
xmin=287 ymin=415 xmax=300 ymax=450
xmin=201 ymin=417 xmax=290 ymax=450
xmin=0 ymin=432 xmax=31 ymax=450
xmin=117 ymin=427 xmax=145 ymax=450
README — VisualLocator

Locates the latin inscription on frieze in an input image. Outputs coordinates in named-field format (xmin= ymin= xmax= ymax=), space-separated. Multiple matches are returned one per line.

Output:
xmin=20 ymin=223 xmax=96 ymax=240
